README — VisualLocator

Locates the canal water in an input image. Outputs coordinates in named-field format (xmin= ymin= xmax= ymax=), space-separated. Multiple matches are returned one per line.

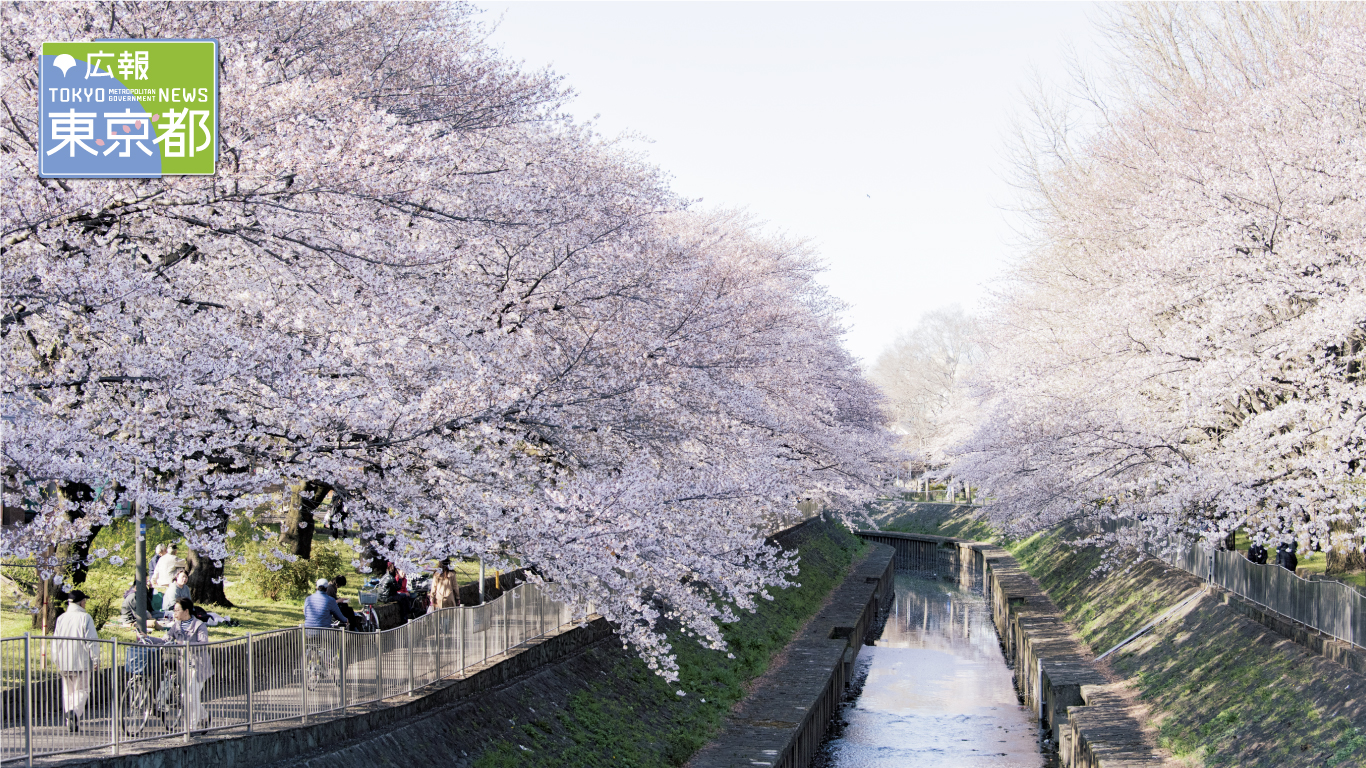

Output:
xmin=815 ymin=572 xmax=1045 ymax=768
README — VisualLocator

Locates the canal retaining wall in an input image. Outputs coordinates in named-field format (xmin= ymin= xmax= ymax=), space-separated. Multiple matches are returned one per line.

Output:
xmin=858 ymin=531 xmax=1163 ymax=768
xmin=687 ymin=542 xmax=896 ymax=768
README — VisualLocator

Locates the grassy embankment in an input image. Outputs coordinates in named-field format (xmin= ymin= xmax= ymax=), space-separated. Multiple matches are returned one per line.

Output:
xmin=1009 ymin=532 xmax=1366 ymax=767
xmin=867 ymin=496 xmax=996 ymax=542
xmin=0 ymin=518 xmax=488 ymax=640
xmin=473 ymin=519 xmax=866 ymax=768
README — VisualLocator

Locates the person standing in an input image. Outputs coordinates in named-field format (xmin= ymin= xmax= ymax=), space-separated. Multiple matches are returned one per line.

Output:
xmin=137 ymin=598 xmax=214 ymax=729
xmin=429 ymin=560 xmax=459 ymax=609
xmin=1248 ymin=542 xmax=1269 ymax=565
xmin=52 ymin=590 xmax=101 ymax=733
xmin=1276 ymin=541 xmax=1299 ymax=572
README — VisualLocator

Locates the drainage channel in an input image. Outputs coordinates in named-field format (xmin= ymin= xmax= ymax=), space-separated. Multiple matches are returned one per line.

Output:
xmin=814 ymin=572 xmax=1047 ymax=768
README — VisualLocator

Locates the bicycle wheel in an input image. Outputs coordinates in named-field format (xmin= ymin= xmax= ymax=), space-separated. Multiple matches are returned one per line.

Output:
xmin=305 ymin=646 xmax=333 ymax=692
xmin=159 ymin=672 xmax=184 ymax=732
xmin=121 ymin=676 xmax=154 ymax=737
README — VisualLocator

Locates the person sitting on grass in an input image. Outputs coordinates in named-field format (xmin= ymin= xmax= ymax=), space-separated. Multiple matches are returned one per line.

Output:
xmin=169 ymin=569 xmax=192 ymax=607
xmin=327 ymin=575 xmax=364 ymax=631
xmin=121 ymin=577 xmax=142 ymax=626
xmin=378 ymin=562 xmax=413 ymax=621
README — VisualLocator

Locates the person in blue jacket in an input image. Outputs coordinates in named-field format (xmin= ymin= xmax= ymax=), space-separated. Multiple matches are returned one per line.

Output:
xmin=303 ymin=578 xmax=348 ymax=628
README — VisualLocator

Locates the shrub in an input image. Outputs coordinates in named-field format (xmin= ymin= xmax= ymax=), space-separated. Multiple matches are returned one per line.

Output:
xmin=239 ymin=539 xmax=344 ymax=601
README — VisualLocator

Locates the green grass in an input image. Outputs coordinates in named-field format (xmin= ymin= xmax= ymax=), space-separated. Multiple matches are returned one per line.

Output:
xmin=1007 ymin=529 xmax=1366 ymax=767
xmin=1 ymin=518 xmax=489 ymax=640
xmin=473 ymin=520 xmax=866 ymax=768
xmin=867 ymin=498 xmax=997 ymax=543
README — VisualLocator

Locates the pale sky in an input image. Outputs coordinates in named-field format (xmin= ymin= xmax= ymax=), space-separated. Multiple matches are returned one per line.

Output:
xmin=474 ymin=2 xmax=1105 ymax=365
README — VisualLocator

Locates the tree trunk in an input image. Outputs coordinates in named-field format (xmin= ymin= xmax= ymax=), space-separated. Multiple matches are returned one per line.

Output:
xmin=33 ymin=482 xmax=103 ymax=630
xmin=186 ymin=543 xmax=233 ymax=607
xmin=1326 ymin=520 xmax=1365 ymax=574
xmin=33 ymin=560 xmax=63 ymax=633
xmin=278 ymin=480 xmax=331 ymax=559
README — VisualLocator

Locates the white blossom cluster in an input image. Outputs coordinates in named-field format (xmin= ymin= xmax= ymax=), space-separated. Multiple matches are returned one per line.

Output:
xmin=1 ymin=3 xmax=899 ymax=679
xmin=950 ymin=5 xmax=1366 ymax=559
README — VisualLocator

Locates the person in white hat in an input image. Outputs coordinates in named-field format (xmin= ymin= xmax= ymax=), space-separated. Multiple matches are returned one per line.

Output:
xmin=303 ymin=577 xmax=347 ymax=629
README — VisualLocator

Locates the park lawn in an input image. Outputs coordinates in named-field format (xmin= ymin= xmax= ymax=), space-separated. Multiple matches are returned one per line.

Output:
xmin=0 ymin=518 xmax=489 ymax=641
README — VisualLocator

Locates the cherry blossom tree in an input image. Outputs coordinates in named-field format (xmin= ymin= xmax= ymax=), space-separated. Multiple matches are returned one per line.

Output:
xmin=870 ymin=306 xmax=978 ymax=466
xmin=2 ymin=2 xmax=897 ymax=678
xmin=951 ymin=4 xmax=1366 ymax=563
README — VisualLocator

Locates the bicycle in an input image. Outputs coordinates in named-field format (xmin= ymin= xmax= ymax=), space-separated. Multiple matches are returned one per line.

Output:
xmin=121 ymin=642 xmax=183 ymax=736
xmin=304 ymin=635 xmax=338 ymax=691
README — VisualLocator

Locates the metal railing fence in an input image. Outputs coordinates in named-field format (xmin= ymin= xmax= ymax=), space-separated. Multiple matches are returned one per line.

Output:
xmin=1161 ymin=543 xmax=1366 ymax=650
xmin=1088 ymin=517 xmax=1366 ymax=650
xmin=0 ymin=582 xmax=581 ymax=764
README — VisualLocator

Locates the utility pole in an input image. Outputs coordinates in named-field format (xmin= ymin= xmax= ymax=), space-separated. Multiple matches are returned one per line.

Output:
xmin=133 ymin=485 xmax=148 ymax=634
xmin=478 ymin=558 xmax=486 ymax=604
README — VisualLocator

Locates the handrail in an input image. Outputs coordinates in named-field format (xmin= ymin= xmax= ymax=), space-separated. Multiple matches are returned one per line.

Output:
xmin=0 ymin=581 xmax=587 ymax=764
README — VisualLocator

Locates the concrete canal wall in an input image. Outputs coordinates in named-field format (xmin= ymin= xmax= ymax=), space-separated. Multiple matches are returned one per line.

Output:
xmin=858 ymin=531 xmax=1163 ymax=768
xmin=686 ymin=542 xmax=896 ymax=768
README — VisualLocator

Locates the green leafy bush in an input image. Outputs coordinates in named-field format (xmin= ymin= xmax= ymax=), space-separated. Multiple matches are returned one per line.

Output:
xmin=239 ymin=539 xmax=344 ymax=601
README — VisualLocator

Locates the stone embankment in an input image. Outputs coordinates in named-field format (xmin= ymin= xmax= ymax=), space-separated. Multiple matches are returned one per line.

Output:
xmin=859 ymin=531 xmax=1164 ymax=768
xmin=686 ymin=544 xmax=895 ymax=768
xmin=1009 ymin=531 xmax=1366 ymax=767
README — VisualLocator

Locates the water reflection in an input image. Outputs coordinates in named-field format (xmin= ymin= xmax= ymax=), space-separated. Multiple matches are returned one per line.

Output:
xmin=819 ymin=573 xmax=1043 ymax=768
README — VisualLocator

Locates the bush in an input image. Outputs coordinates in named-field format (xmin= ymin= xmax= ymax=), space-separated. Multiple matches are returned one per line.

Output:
xmin=239 ymin=539 xmax=344 ymax=601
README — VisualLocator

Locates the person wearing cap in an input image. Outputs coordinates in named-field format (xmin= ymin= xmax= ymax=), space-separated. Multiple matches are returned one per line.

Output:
xmin=52 ymin=590 xmax=101 ymax=733
xmin=303 ymin=577 xmax=348 ymax=628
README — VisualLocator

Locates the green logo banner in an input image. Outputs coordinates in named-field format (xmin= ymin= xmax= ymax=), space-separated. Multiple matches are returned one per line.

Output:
xmin=39 ymin=39 xmax=219 ymax=178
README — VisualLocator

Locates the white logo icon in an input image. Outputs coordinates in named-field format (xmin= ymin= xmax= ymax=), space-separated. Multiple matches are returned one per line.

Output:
xmin=52 ymin=53 xmax=77 ymax=76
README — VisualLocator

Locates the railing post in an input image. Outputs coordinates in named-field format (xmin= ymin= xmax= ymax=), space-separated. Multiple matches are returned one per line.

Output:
xmin=339 ymin=629 xmax=347 ymax=711
xmin=246 ymin=633 xmax=254 ymax=732
xmin=111 ymin=639 xmax=119 ymax=755
xmin=299 ymin=628 xmax=307 ymax=721
xmin=503 ymin=592 xmax=509 ymax=655
xmin=25 ymin=633 xmax=33 ymax=768
xmin=406 ymin=621 xmax=414 ymax=695
xmin=375 ymin=628 xmax=383 ymax=699
xmin=182 ymin=639 xmax=190 ymax=742
xmin=458 ymin=607 xmax=465 ymax=674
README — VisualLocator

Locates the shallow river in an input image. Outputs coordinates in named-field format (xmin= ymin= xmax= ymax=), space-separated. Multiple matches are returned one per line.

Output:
xmin=816 ymin=572 xmax=1044 ymax=768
